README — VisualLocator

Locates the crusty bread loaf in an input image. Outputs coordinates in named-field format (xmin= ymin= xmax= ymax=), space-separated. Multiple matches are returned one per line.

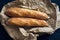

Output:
xmin=5 ymin=7 xmax=49 ymax=19
xmin=7 ymin=18 xmax=48 ymax=27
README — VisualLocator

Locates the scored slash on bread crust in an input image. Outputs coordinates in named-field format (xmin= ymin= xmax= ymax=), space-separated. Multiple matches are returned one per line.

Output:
xmin=7 ymin=18 xmax=48 ymax=27
xmin=5 ymin=7 xmax=50 ymax=20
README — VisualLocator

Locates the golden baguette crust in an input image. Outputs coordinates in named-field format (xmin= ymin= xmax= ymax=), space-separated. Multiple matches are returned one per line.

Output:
xmin=7 ymin=18 xmax=48 ymax=27
xmin=5 ymin=7 xmax=49 ymax=19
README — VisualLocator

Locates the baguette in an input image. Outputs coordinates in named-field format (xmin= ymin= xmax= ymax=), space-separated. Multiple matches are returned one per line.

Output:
xmin=7 ymin=18 xmax=48 ymax=27
xmin=5 ymin=7 xmax=49 ymax=19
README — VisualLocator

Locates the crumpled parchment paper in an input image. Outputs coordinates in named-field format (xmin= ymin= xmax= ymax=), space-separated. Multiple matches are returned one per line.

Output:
xmin=0 ymin=0 xmax=57 ymax=40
